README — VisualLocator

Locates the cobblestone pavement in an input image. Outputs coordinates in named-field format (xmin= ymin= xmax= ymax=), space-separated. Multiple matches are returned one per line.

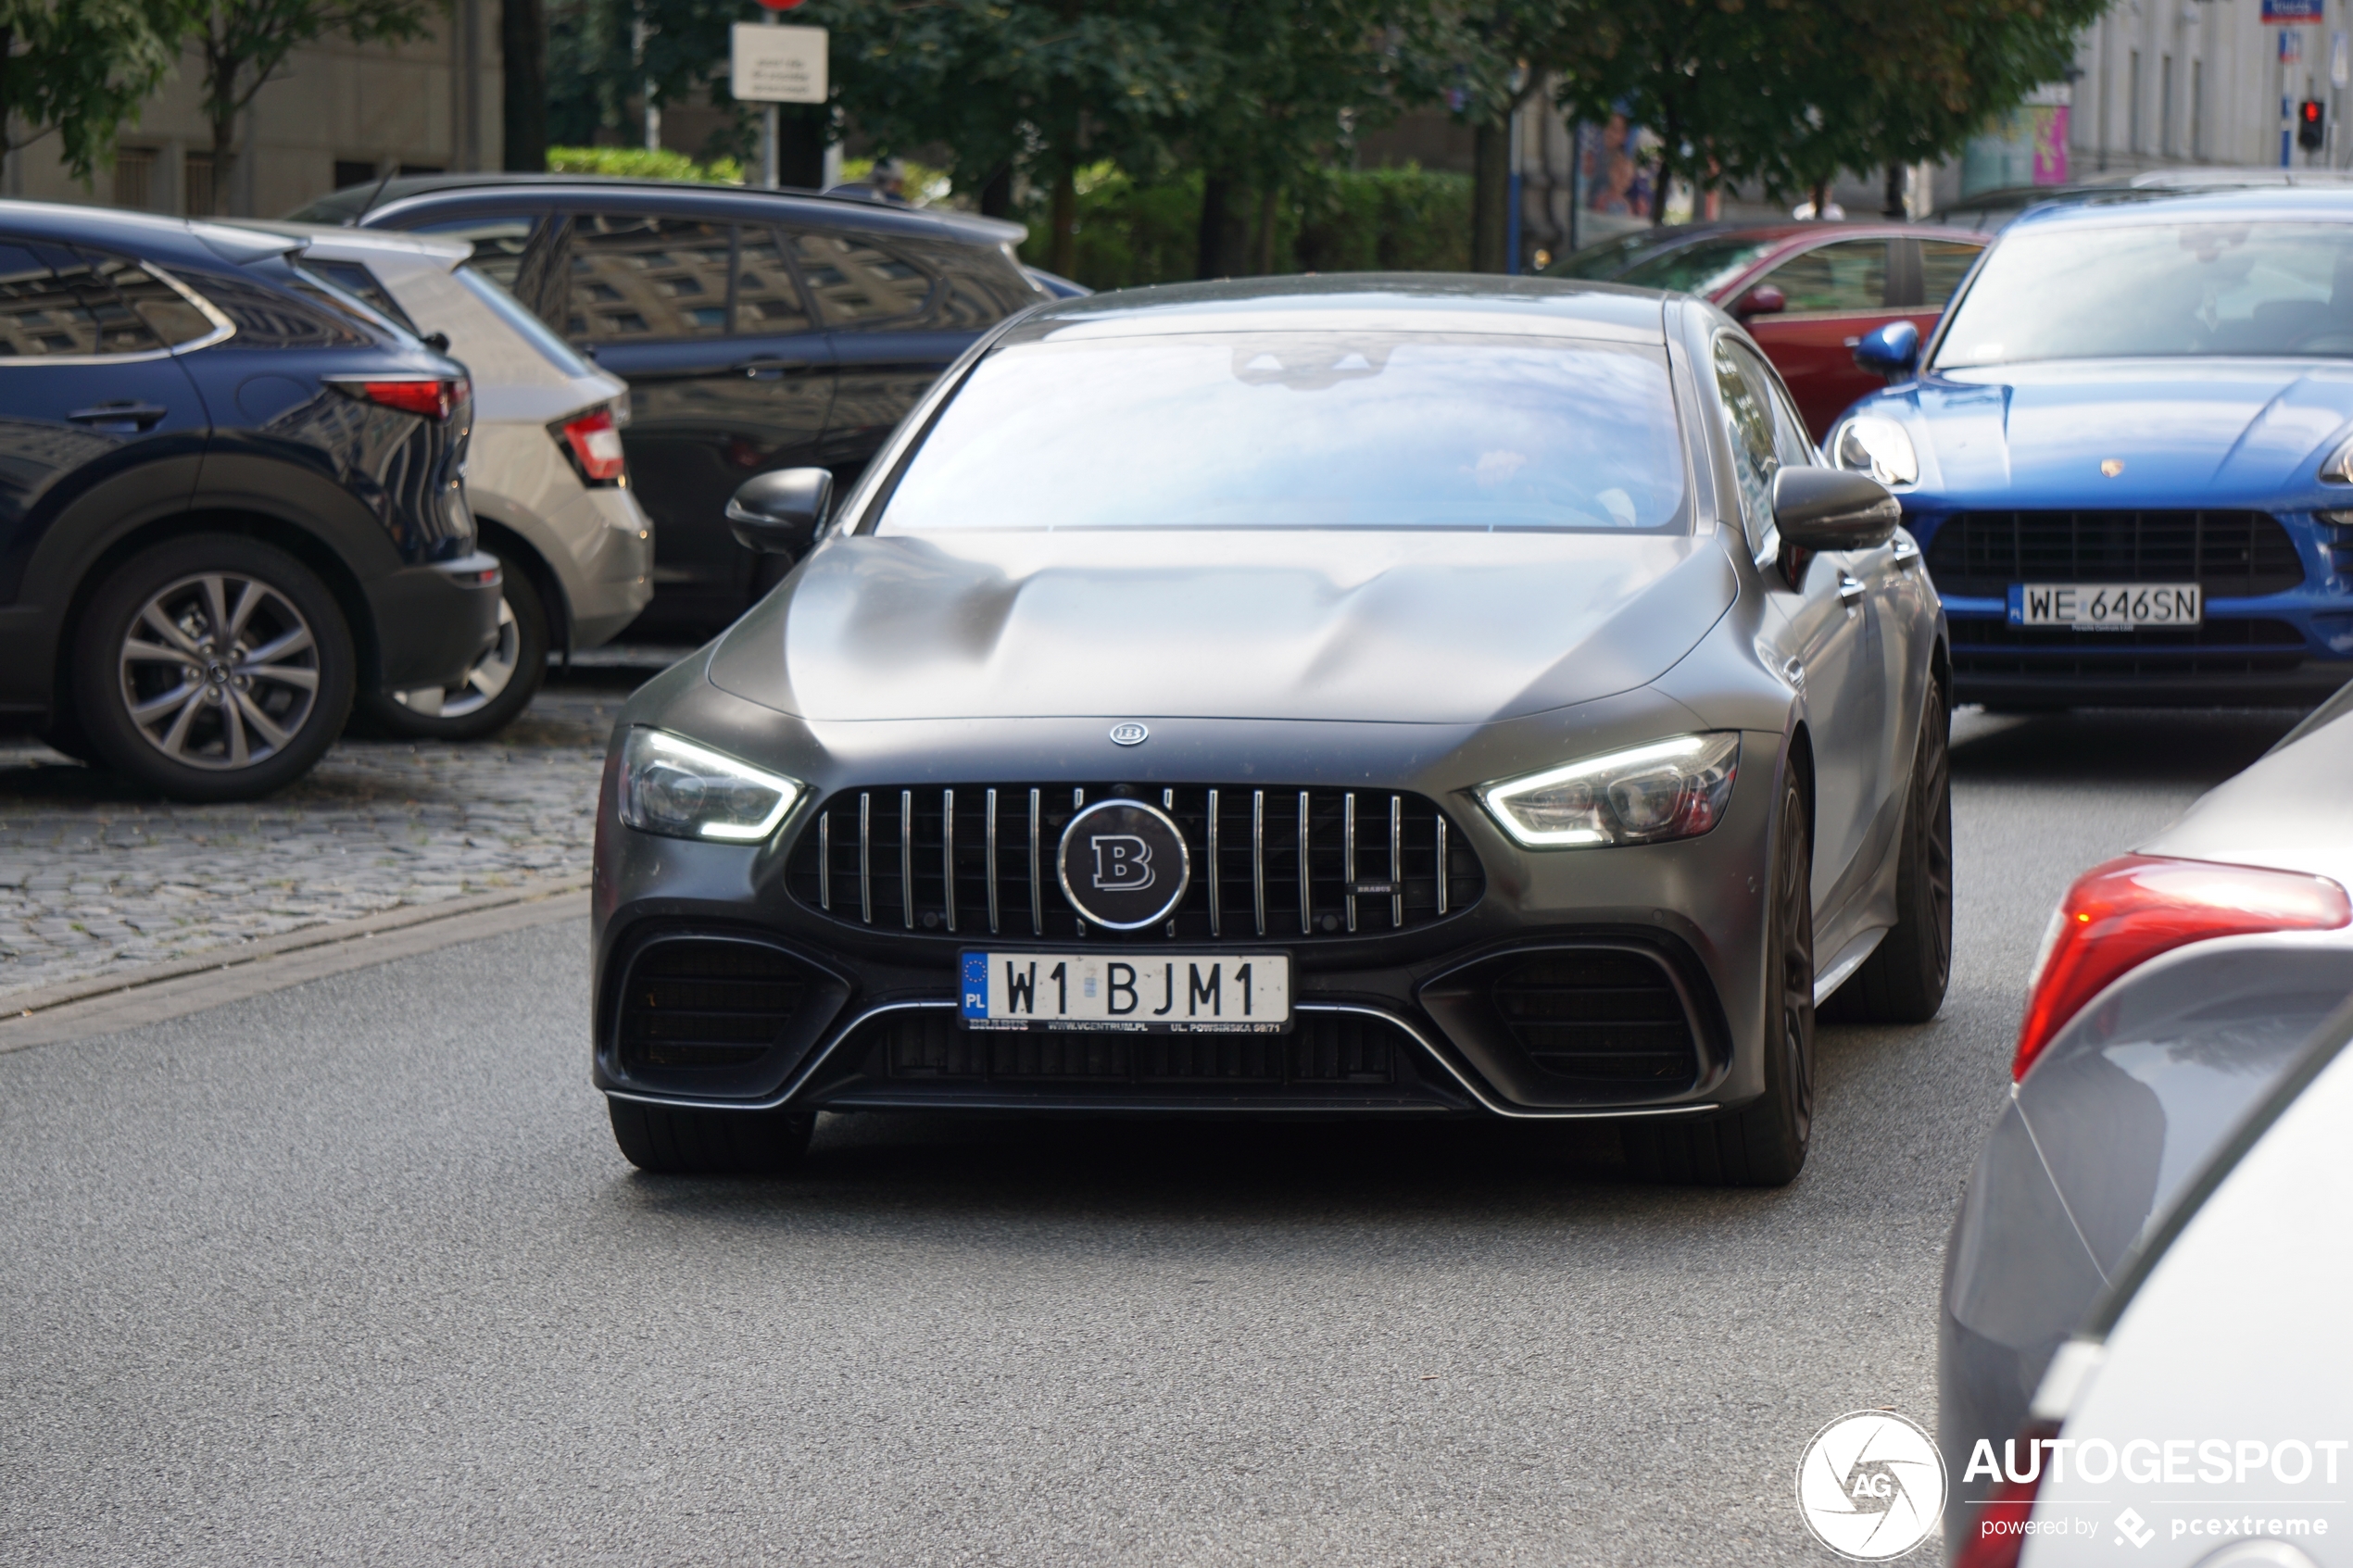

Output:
xmin=0 ymin=661 xmax=672 ymax=1002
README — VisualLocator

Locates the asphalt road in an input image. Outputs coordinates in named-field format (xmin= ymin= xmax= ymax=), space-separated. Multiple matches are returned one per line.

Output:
xmin=0 ymin=708 xmax=2306 ymax=1567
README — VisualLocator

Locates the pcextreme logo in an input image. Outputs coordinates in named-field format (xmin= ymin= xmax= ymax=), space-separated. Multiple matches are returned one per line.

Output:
xmin=1796 ymin=1410 xmax=1948 ymax=1561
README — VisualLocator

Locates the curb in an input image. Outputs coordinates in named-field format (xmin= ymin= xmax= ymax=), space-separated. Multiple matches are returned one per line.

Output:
xmin=2 ymin=872 xmax=593 ymax=1021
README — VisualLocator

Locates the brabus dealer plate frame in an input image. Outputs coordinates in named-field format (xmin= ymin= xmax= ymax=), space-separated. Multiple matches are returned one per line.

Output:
xmin=959 ymin=951 xmax=1292 ymax=1034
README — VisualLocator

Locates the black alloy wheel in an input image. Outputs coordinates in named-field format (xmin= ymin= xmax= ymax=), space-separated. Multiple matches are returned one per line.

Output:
xmin=74 ymin=534 xmax=356 ymax=802
xmin=1826 ymin=676 xmax=1954 ymax=1023
xmin=608 ymin=1098 xmax=814 ymax=1175
xmin=1624 ymin=763 xmax=1817 ymax=1187
xmin=359 ymin=554 xmax=549 ymax=741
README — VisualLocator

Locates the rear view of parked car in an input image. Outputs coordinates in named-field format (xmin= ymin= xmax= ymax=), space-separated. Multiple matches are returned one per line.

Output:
xmin=1940 ymin=686 xmax=2353 ymax=1552
xmin=241 ymin=222 xmax=655 ymax=737
xmin=291 ymin=175 xmax=1045 ymax=640
xmin=0 ymin=201 xmax=501 ymax=800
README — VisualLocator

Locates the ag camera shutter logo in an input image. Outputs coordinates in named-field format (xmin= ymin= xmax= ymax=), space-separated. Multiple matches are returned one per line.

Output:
xmin=1795 ymin=1410 xmax=1947 ymax=1560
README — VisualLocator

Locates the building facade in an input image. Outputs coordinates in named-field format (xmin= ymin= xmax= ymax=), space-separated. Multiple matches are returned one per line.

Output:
xmin=2 ymin=1 xmax=500 ymax=220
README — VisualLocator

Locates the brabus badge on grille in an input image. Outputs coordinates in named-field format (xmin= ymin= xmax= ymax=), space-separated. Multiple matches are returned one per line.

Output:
xmin=1108 ymin=721 xmax=1149 ymax=746
xmin=1058 ymin=799 xmax=1189 ymax=929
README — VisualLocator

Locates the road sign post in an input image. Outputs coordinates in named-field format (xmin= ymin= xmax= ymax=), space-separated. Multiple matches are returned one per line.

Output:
xmin=733 ymin=13 xmax=826 ymax=189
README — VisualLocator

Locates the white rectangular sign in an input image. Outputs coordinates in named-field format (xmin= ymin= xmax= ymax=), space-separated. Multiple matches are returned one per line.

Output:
xmin=731 ymin=23 xmax=826 ymax=105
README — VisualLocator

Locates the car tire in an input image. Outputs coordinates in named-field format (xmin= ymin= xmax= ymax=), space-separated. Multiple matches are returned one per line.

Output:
xmin=359 ymin=554 xmax=548 ymax=740
xmin=1825 ymin=680 xmax=1953 ymax=1024
xmin=607 ymin=1098 xmax=813 ymax=1175
xmin=73 ymin=533 xmax=356 ymax=803
xmin=1623 ymin=764 xmax=1816 ymax=1187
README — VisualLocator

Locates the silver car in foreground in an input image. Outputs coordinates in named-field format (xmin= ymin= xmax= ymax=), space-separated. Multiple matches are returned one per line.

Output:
xmin=1942 ymin=686 xmax=2353 ymax=1560
xmin=586 ymin=278 xmax=1950 ymax=1183
xmin=250 ymin=222 xmax=655 ymax=736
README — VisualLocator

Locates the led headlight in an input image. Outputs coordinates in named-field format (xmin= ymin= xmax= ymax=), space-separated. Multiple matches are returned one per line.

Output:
xmin=618 ymin=728 xmax=802 ymax=842
xmin=1831 ymin=416 xmax=1919 ymax=488
xmin=1478 ymin=733 xmax=1740 ymax=848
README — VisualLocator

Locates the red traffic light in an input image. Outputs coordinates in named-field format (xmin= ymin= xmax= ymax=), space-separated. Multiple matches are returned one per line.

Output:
xmin=756 ymin=0 xmax=806 ymax=9
xmin=2303 ymin=99 xmax=2324 ymax=124
xmin=2300 ymin=97 xmax=2327 ymax=150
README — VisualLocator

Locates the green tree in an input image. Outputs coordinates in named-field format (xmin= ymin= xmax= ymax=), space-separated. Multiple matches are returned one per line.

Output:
xmin=181 ymin=0 xmax=442 ymax=212
xmin=0 ymin=0 xmax=184 ymax=183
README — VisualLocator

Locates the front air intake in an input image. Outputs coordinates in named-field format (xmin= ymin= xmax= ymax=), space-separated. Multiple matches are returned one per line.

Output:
xmin=616 ymin=939 xmax=817 ymax=1073
xmin=1489 ymin=950 xmax=1701 ymax=1083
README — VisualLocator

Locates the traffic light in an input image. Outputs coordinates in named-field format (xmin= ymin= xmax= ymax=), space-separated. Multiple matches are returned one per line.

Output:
xmin=2300 ymin=98 xmax=2326 ymax=152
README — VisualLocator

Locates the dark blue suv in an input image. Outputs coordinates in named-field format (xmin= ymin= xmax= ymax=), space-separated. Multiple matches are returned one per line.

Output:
xmin=0 ymin=200 xmax=502 ymax=799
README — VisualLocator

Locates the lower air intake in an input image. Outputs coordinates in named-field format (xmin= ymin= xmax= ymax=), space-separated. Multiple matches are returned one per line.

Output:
xmin=1490 ymin=950 xmax=1700 ymax=1084
xmin=616 ymin=939 xmax=814 ymax=1073
xmin=872 ymin=1010 xmax=1401 ymax=1085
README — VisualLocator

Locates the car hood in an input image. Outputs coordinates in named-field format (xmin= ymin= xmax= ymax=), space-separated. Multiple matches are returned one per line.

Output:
xmin=706 ymin=529 xmax=1738 ymax=724
xmin=1874 ymin=358 xmax=2353 ymax=504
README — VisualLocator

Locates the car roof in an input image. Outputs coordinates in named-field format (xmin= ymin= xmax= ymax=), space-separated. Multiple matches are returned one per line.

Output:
xmin=297 ymin=173 xmax=1026 ymax=247
xmin=1013 ymin=274 xmax=1671 ymax=344
xmin=2005 ymin=183 xmax=2353 ymax=232
xmin=0 ymin=198 xmax=304 ymax=269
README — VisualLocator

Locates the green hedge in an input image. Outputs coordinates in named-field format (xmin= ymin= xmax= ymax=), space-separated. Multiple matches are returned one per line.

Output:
xmin=547 ymin=145 xmax=745 ymax=183
xmin=1019 ymin=165 xmax=1472 ymax=290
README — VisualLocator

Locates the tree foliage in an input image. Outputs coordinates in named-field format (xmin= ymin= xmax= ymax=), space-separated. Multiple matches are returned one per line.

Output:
xmin=0 ymin=0 xmax=184 ymax=182
xmin=181 ymin=0 xmax=442 ymax=210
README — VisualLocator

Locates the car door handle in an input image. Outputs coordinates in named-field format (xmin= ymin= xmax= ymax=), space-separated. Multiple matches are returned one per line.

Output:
xmin=68 ymin=402 xmax=169 ymax=432
xmin=1838 ymin=573 xmax=1868 ymax=606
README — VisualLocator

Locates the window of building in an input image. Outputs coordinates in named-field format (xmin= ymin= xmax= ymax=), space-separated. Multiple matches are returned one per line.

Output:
xmin=333 ymin=160 xmax=379 ymax=192
xmin=2191 ymin=60 xmax=2205 ymax=159
xmin=114 ymin=149 xmax=156 ymax=211
xmin=566 ymin=215 xmax=734 ymax=341
xmin=183 ymin=152 xmax=216 ymax=218
xmin=2129 ymin=50 xmax=2143 ymax=154
xmin=2161 ymin=55 xmax=2175 ymax=157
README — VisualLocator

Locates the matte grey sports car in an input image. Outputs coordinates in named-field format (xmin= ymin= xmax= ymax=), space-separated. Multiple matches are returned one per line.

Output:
xmin=588 ymin=276 xmax=1954 ymax=1185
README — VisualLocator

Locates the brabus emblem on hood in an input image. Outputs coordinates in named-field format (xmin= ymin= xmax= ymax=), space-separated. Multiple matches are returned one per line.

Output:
xmin=1109 ymin=721 xmax=1149 ymax=746
xmin=2100 ymin=458 xmax=2125 ymax=477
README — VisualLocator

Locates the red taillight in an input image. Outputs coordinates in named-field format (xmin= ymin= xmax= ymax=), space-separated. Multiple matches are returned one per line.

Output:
xmin=342 ymin=377 xmax=468 ymax=420
xmin=2014 ymin=854 xmax=2351 ymax=1081
xmin=1952 ymin=1422 xmax=2058 ymax=1568
xmin=559 ymin=407 xmax=626 ymax=483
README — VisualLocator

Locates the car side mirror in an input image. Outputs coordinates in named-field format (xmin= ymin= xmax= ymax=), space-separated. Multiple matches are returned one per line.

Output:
xmin=1770 ymin=467 xmax=1899 ymax=586
xmin=1735 ymin=284 xmax=1786 ymax=320
xmin=1853 ymin=319 xmax=1920 ymax=377
xmin=727 ymin=468 xmax=834 ymax=557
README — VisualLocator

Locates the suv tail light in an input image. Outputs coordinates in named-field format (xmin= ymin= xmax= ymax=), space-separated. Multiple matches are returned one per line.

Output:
xmin=1951 ymin=1421 xmax=2059 ymax=1568
xmin=555 ymin=406 xmax=626 ymax=484
xmin=2014 ymin=854 xmax=2350 ymax=1081
xmin=332 ymin=376 xmax=469 ymax=420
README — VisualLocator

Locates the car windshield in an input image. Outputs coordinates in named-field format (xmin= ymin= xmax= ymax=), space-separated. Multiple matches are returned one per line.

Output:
xmin=873 ymin=332 xmax=1688 ymax=533
xmin=1937 ymin=220 xmax=2353 ymax=365
xmin=1617 ymin=236 xmax=1781 ymax=295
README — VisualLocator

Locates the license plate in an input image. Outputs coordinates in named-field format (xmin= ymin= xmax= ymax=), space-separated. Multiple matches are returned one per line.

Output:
xmin=959 ymin=952 xmax=1290 ymax=1033
xmin=2008 ymin=583 xmax=2202 ymax=629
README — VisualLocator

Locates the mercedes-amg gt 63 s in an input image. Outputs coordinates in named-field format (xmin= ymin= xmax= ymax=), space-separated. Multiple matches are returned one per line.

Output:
xmin=589 ymin=277 xmax=1954 ymax=1185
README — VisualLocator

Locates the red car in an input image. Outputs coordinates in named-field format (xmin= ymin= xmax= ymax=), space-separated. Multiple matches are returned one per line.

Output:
xmin=1547 ymin=221 xmax=1987 ymax=439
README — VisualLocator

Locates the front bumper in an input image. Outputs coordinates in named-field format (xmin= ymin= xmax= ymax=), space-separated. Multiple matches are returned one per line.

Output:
xmin=365 ymin=551 xmax=504 ymax=688
xmin=585 ymin=692 xmax=1783 ymax=1124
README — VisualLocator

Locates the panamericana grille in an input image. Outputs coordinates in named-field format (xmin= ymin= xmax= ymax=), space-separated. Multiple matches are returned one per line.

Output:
xmin=1950 ymin=616 xmax=2307 ymax=679
xmin=784 ymin=784 xmax=1483 ymax=941
xmin=868 ymin=1009 xmax=1401 ymax=1084
xmin=616 ymin=940 xmax=814 ymax=1072
xmin=1925 ymin=511 xmax=2305 ymax=598
xmin=1491 ymin=951 xmax=1700 ymax=1084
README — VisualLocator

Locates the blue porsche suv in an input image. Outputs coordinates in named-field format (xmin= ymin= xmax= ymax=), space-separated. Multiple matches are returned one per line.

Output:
xmin=0 ymin=200 xmax=501 ymax=799
xmin=1826 ymin=186 xmax=2353 ymax=708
